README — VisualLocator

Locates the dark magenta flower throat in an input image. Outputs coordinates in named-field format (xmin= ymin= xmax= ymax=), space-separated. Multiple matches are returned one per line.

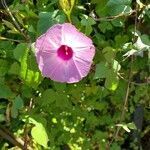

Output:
xmin=57 ymin=45 xmax=73 ymax=60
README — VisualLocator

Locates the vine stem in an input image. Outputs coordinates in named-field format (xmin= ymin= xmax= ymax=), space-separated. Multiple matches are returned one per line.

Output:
xmin=90 ymin=10 xmax=136 ymax=22
xmin=23 ymin=98 xmax=34 ymax=150
xmin=107 ymin=66 xmax=132 ymax=149
xmin=67 ymin=13 xmax=72 ymax=23
xmin=118 ymin=73 xmax=149 ymax=86
xmin=107 ymin=3 xmax=139 ymax=149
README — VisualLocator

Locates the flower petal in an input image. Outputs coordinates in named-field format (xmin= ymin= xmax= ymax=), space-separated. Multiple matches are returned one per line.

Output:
xmin=62 ymin=23 xmax=93 ymax=48
xmin=73 ymin=57 xmax=92 ymax=78
xmin=73 ymin=46 xmax=95 ymax=62
xmin=35 ymin=24 xmax=62 ymax=52
xmin=36 ymin=52 xmax=59 ymax=77
xmin=35 ymin=23 xmax=95 ymax=83
xmin=50 ymin=59 xmax=82 ymax=83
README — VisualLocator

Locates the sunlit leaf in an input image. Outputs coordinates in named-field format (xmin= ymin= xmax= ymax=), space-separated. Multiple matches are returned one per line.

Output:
xmin=105 ymin=72 xmax=119 ymax=91
xmin=29 ymin=117 xmax=48 ymax=148
xmin=127 ymin=122 xmax=137 ymax=130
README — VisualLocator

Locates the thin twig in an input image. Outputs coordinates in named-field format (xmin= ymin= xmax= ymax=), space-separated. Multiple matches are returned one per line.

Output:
xmin=0 ymin=36 xmax=22 ymax=43
xmin=23 ymin=124 xmax=29 ymax=150
xmin=90 ymin=10 xmax=136 ymax=22
xmin=0 ymin=125 xmax=24 ymax=149
xmin=23 ymin=98 xmax=34 ymax=150
xmin=0 ymin=125 xmax=33 ymax=150
xmin=1 ymin=0 xmax=30 ymax=42
xmin=118 ymin=73 xmax=149 ymax=86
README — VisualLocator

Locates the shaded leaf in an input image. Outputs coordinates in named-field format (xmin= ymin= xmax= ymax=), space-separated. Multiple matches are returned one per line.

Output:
xmin=0 ymin=84 xmax=14 ymax=99
xmin=107 ymin=0 xmax=132 ymax=16
xmin=0 ymin=59 xmax=9 ymax=76
xmin=11 ymin=96 xmax=24 ymax=118
xmin=98 ymin=22 xmax=113 ymax=33
xmin=8 ymin=62 xmax=20 ymax=75
xmin=94 ymin=61 xmax=109 ymax=79
xmin=13 ymin=43 xmax=28 ymax=62
xmin=103 ymin=47 xmax=115 ymax=63
xmin=40 ymin=89 xmax=57 ymax=105
xmin=2 ymin=19 xmax=17 ymax=30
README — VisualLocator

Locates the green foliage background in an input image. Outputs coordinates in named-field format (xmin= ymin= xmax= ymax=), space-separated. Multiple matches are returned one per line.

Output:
xmin=0 ymin=0 xmax=149 ymax=149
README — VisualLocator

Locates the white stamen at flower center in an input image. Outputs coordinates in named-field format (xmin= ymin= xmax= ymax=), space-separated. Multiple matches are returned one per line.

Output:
xmin=65 ymin=46 xmax=69 ymax=55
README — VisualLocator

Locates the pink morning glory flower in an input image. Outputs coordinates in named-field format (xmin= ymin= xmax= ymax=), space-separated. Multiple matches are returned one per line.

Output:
xmin=35 ymin=23 xmax=95 ymax=83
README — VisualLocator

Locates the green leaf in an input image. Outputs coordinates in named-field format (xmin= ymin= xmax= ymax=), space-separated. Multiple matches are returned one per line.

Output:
xmin=11 ymin=96 xmax=24 ymax=118
xmin=98 ymin=22 xmax=113 ymax=33
xmin=95 ymin=0 xmax=132 ymax=19
xmin=105 ymin=72 xmax=119 ymax=91
xmin=2 ymin=19 xmax=17 ymax=30
xmin=55 ymin=12 xmax=66 ymax=23
xmin=0 ymin=84 xmax=14 ymax=99
xmin=15 ymin=14 xmax=24 ymax=26
xmin=95 ymin=0 xmax=109 ymax=17
xmin=55 ymin=93 xmax=70 ymax=108
xmin=31 ymin=125 xmax=48 ymax=148
xmin=122 ymin=124 xmax=131 ymax=132
xmin=127 ymin=122 xmax=137 ymax=130
xmin=107 ymin=0 xmax=131 ymax=6
xmin=91 ymin=0 xmax=108 ymax=4
xmin=93 ymin=131 xmax=107 ymax=140
xmin=20 ymin=44 xmax=29 ymax=79
xmin=81 ymin=16 xmax=96 ymax=26
xmin=111 ymin=18 xmax=124 ymax=27
xmin=110 ymin=143 xmax=121 ymax=150
xmin=0 ymin=59 xmax=9 ymax=76
xmin=0 ymin=114 xmax=5 ymax=122
xmin=40 ymin=89 xmax=57 ymax=105
xmin=37 ymin=11 xmax=57 ymax=34
xmin=107 ymin=0 xmax=132 ymax=16
xmin=94 ymin=62 xmax=109 ymax=79
xmin=0 ymin=41 xmax=15 ymax=58
xmin=81 ymin=16 xmax=96 ymax=35
xmin=14 ymin=96 xmax=23 ymax=109
xmin=29 ymin=118 xmax=48 ymax=148
xmin=13 ymin=43 xmax=28 ymax=62
xmin=115 ymin=35 xmax=129 ymax=48
xmin=38 ymin=11 xmax=55 ymax=32
xmin=8 ymin=62 xmax=20 ymax=75
xmin=21 ymin=85 xmax=32 ymax=98
xmin=94 ymin=59 xmax=120 ymax=90
xmin=140 ymin=34 xmax=150 ymax=46
xmin=112 ymin=60 xmax=121 ymax=72
xmin=54 ymin=82 xmax=66 ymax=92
xmin=17 ymin=44 xmax=42 ymax=89
xmin=85 ymin=25 xmax=93 ymax=36
xmin=103 ymin=47 xmax=115 ymax=63
xmin=116 ymin=123 xmax=131 ymax=132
